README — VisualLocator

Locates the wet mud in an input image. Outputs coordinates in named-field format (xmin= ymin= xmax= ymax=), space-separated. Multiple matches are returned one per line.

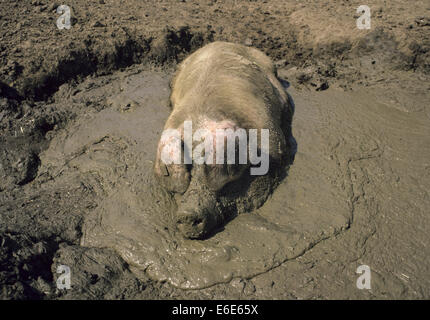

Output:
xmin=21 ymin=65 xmax=429 ymax=295
xmin=35 ymin=69 xmax=348 ymax=289
xmin=1 ymin=0 xmax=429 ymax=299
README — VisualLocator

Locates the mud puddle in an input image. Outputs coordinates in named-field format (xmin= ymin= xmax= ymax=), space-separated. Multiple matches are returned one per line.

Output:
xmin=36 ymin=67 xmax=355 ymax=290
xmin=3 ymin=60 xmax=428 ymax=297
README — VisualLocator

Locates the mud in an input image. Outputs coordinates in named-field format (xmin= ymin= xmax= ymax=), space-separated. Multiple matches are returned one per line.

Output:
xmin=33 ymin=69 xmax=346 ymax=289
xmin=1 ymin=0 xmax=429 ymax=299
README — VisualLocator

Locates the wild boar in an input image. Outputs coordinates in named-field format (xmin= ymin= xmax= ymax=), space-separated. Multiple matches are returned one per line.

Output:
xmin=154 ymin=41 xmax=294 ymax=239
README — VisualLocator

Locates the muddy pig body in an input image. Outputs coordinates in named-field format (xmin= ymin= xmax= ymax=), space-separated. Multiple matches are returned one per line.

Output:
xmin=154 ymin=41 xmax=294 ymax=239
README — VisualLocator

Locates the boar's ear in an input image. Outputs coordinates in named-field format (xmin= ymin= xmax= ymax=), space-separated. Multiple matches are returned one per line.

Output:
xmin=154 ymin=129 xmax=190 ymax=194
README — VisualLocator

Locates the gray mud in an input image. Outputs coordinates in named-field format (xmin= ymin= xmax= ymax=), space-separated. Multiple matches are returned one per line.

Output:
xmin=1 ymin=0 xmax=429 ymax=300
xmin=2 ymin=61 xmax=429 ymax=298
xmin=34 ymin=66 xmax=430 ymax=294
xmin=38 ymin=70 xmax=350 ymax=289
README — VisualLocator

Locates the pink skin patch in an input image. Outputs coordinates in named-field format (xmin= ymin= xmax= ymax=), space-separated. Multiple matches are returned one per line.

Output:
xmin=197 ymin=119 xmax=239 ymax=165
xmin=159 ymin=134 xmax=182 ymax=165
xmin=155 ymin=118 xmax=242 ymax=169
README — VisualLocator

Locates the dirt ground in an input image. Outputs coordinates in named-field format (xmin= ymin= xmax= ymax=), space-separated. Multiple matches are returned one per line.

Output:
xmin=0 ymin=0 xmax=429 ymax=299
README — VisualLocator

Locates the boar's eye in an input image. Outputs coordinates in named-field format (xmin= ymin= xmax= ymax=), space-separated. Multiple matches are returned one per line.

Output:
xmin=204 ymin=163 xmax=247 ymax=191
xmin=155 ymin=136 xmax=191 ymax=194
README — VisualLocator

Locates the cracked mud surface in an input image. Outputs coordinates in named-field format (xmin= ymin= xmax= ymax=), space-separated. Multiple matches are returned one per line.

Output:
xmin=1 ymin=0 xmax=429 ymax=299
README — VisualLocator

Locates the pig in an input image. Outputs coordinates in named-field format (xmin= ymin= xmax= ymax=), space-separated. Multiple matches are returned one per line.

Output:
xmin=154 ymin=41 xmax=294 ymax=239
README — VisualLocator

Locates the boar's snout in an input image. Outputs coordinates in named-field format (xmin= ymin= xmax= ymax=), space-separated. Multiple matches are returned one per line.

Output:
xmin=176 ymin=187 xmax=222 ymax=239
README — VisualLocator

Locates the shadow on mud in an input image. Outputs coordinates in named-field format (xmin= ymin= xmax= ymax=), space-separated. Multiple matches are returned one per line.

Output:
xmin=201 ymin=81 xmax=298 ymax=240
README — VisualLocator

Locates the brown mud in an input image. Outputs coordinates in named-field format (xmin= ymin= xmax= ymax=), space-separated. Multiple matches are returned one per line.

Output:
xmin=0 ymin=0 xmax=429 ymax=299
